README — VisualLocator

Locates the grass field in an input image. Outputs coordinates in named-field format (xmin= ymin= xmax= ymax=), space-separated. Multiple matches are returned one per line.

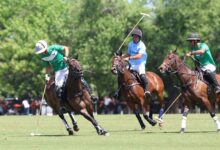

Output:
xmin=0 ymin=114 xmax=220 ymax=150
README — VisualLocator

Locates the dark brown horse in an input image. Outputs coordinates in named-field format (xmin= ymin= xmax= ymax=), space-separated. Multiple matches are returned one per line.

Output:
xmin=158 ymin=50 xmax=220 ymax=133
xmin=45 ymin=77 xmax=79 ymax=135
xmin=111 ymin=55 xmax=165 ymax=129
xmin=63 ymin=58 xmax=109 ymax=136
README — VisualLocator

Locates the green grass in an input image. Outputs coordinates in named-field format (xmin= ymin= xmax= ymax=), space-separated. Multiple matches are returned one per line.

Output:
xmin=0 ymin=114 xmax=220 ymax=150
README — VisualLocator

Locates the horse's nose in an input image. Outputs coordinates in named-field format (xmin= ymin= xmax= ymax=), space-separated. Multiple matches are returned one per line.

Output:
xmin=111 ymin=67 xmax=117 ymax=74
xmin=158 ymin=66 xmax=164 ymax=73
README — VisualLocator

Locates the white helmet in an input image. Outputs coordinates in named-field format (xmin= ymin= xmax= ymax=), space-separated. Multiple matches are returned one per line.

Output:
xmin=35 ymin=40 xmax=48 ymax=54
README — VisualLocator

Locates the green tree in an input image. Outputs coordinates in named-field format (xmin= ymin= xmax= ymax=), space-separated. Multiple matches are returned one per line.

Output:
xmin=72 ymin=0 xmax=151 ymax=96
xmin=0 ymin=0 xmax=78 ymax=98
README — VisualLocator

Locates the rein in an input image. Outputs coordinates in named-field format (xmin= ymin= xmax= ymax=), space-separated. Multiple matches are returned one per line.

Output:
xmin=167 ymin=55 xmax=200 ymax=88
xmin=167 ymin=55 xmax=197 ymax=77
xmin=113 ymin=56 xmax=141 ymax=92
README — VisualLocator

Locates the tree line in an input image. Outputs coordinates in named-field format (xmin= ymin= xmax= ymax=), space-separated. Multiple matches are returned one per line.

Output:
xmin=1 ymin=0 xmax=220 ymax=99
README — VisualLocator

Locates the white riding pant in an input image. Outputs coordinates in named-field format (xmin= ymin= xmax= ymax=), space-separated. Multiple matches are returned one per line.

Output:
xmin=55 ymin=67 xmax=69 ymax=88
xmin=130 ymin=63 xmax=146 ymax=75
xmin=201 ymin=64 xmax=216 ymax=72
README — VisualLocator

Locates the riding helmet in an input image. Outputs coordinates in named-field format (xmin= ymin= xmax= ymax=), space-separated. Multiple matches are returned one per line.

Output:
xmin=35 ymin=40 xmax=48 ymax=54
xmin=131 ymin=28 xmax=142 ymax=38
xmin=187 ymin=32 xmax=200 ymax=41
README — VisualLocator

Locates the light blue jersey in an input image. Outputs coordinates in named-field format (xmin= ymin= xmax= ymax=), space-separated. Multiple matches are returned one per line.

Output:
xmin=127 ymin=40 xmax=147 ymax=65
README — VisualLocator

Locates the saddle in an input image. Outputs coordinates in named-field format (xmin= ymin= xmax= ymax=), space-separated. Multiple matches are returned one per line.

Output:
xmin=47 ymin=76 xmax=88 ymax=99
xmin=194 ymin=67 xmax=210 ymax=86
xmin=183 ymin=67 xmax=212 ymax=94
xmin=129 ymin=70 xmax=143 ymax=85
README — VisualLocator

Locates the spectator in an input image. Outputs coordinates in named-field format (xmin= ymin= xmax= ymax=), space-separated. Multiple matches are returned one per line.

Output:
xmin=30 ymin=99 xmax=40 ymax=115
xmin=103 ymin=96 xmax=112 ymax=114
xmin=22 ymin=99 xmax=30 ymax=115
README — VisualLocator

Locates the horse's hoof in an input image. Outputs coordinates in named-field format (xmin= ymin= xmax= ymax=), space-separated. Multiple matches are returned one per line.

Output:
xmin=73 ymin=125 xmax=79 ymax=132
xmin=151 ymin=120 xmax=157 ymax=126
xmin=179 ymin=128 xmax=185 ymax=134
xmin=98 ymin=130 xmax=109 ymax=136
xmin=104 ymin=132 xmax=110 ymax=136
xmin=67 ymin=128 xmax=74 ymax=135
xmin=141 ymin=125 xmax=146 ymax=130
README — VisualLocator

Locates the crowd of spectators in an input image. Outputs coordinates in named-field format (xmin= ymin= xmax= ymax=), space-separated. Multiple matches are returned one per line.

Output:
xmin=96 ymin=96 xmax=130 ymax=114
xmin=0 ymin=95 xmax=131 ymax=116
xmin=0 ymin=97 xmax=41 ymax=115
xmin=3 ymin=94 xmax=216 ymax=116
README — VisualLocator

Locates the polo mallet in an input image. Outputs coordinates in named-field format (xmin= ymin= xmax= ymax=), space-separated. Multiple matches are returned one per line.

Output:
xmin=116 ymin=13 xmax=150 ymax=54
xmin=156 ymin=93 xmax=182 ymax=123
xmin=30 ymin=84 xmax=47 ymax=136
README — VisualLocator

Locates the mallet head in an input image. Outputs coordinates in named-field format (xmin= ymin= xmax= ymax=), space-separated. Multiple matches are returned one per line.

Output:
xmin=140 ymin=13 xmax=150 ymax=17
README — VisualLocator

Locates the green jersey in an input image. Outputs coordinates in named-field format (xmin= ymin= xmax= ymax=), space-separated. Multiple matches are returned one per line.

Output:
xmin=40 ymin=45 xmax=68 ymax=72
xmin=192 ymin=43 xmax=216 ymax=67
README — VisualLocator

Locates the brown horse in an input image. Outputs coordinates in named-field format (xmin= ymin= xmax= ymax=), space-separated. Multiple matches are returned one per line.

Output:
xmin=111 ymin=55 xmax=165 ymax=129
xmin=45 ymin=77 xmax=79 ymax=135
xmin=158 ymin=50 xmax=220 ymax=133
xmin=63 ymin=58 xmax=109 ymax=136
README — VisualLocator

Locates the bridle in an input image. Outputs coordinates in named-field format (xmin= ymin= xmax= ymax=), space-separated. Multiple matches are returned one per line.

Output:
xmin=112 ymin=56 xmax=126 ymax=74
xmin=162 ymin=53 xmax=199 ymax=87
xmin=163 ymin=54 xmax=187 ymax=75
xmin=112 ymin=56 xmax=140 ymax=90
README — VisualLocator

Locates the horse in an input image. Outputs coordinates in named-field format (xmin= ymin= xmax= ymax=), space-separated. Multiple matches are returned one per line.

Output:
xmin=63 ymin=58 xmax=109 ymax=136
xmin=45 ymin=76 xmax=79 ymax=135
xmin=111 ymin=55 xmax=165 ymax=129
xmin=158 ymin=50 xmax=220 ymax=133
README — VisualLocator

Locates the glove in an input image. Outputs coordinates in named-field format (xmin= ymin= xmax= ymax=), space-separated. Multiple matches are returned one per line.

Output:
xmin=45 ymin=74 xmax=50 ymax=82
xmin=115 ymin=49 xmax=122 ymax=56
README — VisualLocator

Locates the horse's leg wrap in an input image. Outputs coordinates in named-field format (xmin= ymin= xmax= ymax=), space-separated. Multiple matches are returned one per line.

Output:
xmin=158 ymin=108 xmax=164 ymax=119
xmin=56 ymin=86 xmax=66 ymax=114
xmin=134 ymin=110 xmax=145 ymax=129
xmin=180 ymin=106 xmax=189 ymax=133
xmin=68 ymin=113 xmax=79 ymax=132
xmin=59 ymin=114 xmax=74 ymax=135
xmin=181 ymin=116 xmax=187 ymax=129
xmin=143 ymin=114 xmax=157 ymax=126
xmin=212 ymin=115 xmax=220 ymax=131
